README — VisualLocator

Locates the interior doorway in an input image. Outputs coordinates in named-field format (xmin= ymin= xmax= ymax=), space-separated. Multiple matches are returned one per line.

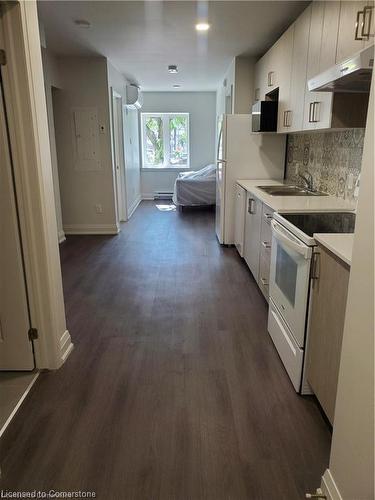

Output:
xmin=111 ymin=89 xmax=128 ymax=222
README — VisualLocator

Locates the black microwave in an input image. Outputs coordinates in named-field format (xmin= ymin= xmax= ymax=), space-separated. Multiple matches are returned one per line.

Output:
xmin=251 ymin=100 xmax=278 ymax=132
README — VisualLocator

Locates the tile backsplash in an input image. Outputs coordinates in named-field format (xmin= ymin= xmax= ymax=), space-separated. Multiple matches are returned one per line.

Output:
xmin=285 ymin=129 xmax=365 ymax=198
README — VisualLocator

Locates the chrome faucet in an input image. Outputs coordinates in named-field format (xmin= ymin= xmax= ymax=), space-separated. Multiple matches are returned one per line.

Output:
xmin=298 ymin=172 xmax=314 ymax=191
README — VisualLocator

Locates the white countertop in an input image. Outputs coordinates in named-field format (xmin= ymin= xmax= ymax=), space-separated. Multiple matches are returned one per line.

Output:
xmin=236 ymin=179 xmax=355 ymax=265
xmin=313 ymin=234 xmax=353 ymax=267
xmin=236 ymin=179 xmax=355 ymax=213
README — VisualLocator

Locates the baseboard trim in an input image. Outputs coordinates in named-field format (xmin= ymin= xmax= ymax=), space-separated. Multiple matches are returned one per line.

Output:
xmin=322 ymin=469 xmax=343 ymax=500
xmin=60 ymin=329 xmax=74 ymax=364
xmin=58 ymin=230 xmax=66 ymax=244
xmin=128 ymin=195 xmax=142 ymax=219
xmin=63 ymin=224 xmax=120 ymax=235
xmin=141 ymin=193 xmax=155 ymax=200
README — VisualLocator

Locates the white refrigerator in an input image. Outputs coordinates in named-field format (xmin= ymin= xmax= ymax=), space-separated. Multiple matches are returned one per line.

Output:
xmin=215 ymin=114 xmax=286 ymax=245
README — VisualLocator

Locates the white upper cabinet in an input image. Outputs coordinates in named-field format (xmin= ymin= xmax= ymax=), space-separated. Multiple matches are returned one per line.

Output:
xmin=288 ymin=6 xmax=312 ymax=132
xmin=276 ymin=25 xmax=294 ymax=133
xmin=303 ymin=2 xmax=325 ymax=131
xmin=320 ymin=1 xmax=341 ymax=72
xmin=254 ymin=56 xmax=267 ymax=102
xmin=364 ymin=1 xmax=375 ymax=47
xmin=336 ymin=1 xmax=370 ymax=63
xmin=303 ymin=2 xmax=335 ymax=130
xmin=253 ymin=0 xmax=373 ymax=133
xmin=254 ymin=27 xmax=293 ymax=103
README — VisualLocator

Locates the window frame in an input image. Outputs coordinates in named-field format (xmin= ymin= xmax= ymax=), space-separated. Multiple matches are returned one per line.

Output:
xmin=141 ymin=112 xmax=190 ymax=170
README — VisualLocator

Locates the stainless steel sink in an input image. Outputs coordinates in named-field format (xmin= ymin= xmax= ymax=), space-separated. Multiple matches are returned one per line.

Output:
xmin=257 ymin=185 xmax=328 ymax=197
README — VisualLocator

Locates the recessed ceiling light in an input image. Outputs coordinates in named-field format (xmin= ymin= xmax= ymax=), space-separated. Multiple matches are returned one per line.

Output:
xmin=74 ymin=19 xmax=91 ymax=28
xmin=195 ymin=22 xmax=210 ymax=32
xmin=168 ymin=65 xmax=178 ymax=74
xmin=173 ymin=85 xmax=181 ymax=88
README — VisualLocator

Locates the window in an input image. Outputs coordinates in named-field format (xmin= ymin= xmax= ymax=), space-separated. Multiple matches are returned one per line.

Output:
xmin=141 ymin=113 xmax=189 ymax=168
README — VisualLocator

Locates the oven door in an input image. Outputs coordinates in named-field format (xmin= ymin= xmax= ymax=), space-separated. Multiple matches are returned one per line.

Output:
xmin=269 ymin=220 xmax=312 ymax=347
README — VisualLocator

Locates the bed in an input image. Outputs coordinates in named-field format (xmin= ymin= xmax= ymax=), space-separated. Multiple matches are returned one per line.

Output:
xmin=172 ymin=164 xmax=216 ymax=207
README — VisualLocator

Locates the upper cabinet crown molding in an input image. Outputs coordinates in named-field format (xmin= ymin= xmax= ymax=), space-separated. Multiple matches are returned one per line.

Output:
xmin=253 ymin=1 xmax=374 ymax=134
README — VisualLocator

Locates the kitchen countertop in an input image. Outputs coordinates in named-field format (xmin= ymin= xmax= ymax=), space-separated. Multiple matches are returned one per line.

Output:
xmin=236 ymin=179 xmax=355 ymax=213
xmin=313 ymin=233 xmax=353 ymax=267
xmin=236 ymin=179 xmax=355 ymax=264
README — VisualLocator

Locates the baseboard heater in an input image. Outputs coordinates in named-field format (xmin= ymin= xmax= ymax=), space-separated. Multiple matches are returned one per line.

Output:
xmin=154 ymin=191 xmax=173 ymax=200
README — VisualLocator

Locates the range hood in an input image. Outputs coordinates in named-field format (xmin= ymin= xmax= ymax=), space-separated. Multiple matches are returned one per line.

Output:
xmin=308 ymin=46 xmax=374 ymax=93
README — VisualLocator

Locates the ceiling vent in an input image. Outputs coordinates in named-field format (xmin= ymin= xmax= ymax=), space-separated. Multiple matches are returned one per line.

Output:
xmin=126 ymin=84 xmax=143 ymax=109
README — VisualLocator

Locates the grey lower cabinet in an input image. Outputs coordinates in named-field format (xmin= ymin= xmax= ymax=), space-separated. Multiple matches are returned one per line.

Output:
xmin=244 ymin=193 xmax=262 ymax=282
xmin=242 ymin=192 xmax=274 ymax=301
xmin=306 ymin=244 xmax=350 ymax=424
xmin=234 ymin=184 xmax=247 ymax=257
xmin=258 ymin=204 xmax=274 ymax=301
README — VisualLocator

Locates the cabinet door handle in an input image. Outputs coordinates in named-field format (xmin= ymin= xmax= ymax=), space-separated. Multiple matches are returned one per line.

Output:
xmin=362 ymin=5 xmax=374 ymax=39
xmin=311 ymin=252 xmax=320 ymax=283
xmin=285 ymin=110 xmax=292 ymax=128
xmin=263 ymin=213 xmax=273 ymax=224
xmin=248 ymin=198 xmax=254 ymax=214
xmin=355 ymin=9 xmax=365 ymax=40
xmin=313 ymin=101 xmax=320 ymax=123
xmin=260 ymin=277 xmax=269 ymax=286
xmin=261 ymin=241 xmax=271 ymax=249
xmin=268 ymin=71 xmax=274 ymax=87
xmin=309 ymin=102 xmax=314 ymax=123
xmin=283 ymin=111 xmax=288 ymax=127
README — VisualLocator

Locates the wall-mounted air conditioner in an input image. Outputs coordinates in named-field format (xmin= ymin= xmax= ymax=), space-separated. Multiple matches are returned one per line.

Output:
xmin=126 ymin=84 xmax=143 ymax=109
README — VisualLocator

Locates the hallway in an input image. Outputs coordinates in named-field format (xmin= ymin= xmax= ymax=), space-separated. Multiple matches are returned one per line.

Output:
xmin=0 ymin=202 xmax=331 ymax=499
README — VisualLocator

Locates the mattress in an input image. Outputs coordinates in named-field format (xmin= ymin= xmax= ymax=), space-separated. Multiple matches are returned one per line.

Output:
xmin=172 ymin=164 xmax=216 ymax=206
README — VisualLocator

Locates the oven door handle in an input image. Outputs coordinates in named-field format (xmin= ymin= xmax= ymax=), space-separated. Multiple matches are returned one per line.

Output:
xmin=271 ymin=220 xmax=311 ymax=259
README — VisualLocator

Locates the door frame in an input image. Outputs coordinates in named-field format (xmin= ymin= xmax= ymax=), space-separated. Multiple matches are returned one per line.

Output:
xmin=110 ymin=88 xmax=128 ymax=222
xmin=0 ymin=1 xmax=72 ymax=369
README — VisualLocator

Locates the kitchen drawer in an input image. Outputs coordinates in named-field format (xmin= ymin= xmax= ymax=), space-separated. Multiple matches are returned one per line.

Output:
xmin=268 ymin=299 xmax=303 ymax=392
xmin=258 ymin=252 xmax=270 ymax=301
xmin=259 ymin=238 xmax=272 ymax=262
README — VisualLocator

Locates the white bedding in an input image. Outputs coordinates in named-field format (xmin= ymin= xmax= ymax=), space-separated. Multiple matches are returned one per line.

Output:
xmin=172 ymin=164 xmax=216 ymax=206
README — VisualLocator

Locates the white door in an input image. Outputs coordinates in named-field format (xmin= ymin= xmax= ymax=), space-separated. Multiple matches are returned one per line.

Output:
xmin=244 ymin=194 xmax=262 ymax=281
xmin=111 ymin=90 xmax=127 ymax=222
xmin=0 ymin=76 xmax=34 ymax=370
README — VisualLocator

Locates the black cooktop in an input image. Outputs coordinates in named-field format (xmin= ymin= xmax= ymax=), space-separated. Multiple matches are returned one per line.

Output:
xmin=282 ymin=212 xmax=356 ymax=237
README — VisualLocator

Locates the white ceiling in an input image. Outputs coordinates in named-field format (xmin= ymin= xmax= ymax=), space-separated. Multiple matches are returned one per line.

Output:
xmin=37 ymin=1 xmax=309 ymax=91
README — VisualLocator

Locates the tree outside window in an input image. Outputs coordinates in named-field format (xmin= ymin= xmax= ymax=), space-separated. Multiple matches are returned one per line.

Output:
xmin=142 ymin=113 xmax=189 ymax=168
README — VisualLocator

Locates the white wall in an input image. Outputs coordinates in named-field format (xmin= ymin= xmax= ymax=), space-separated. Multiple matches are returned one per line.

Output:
xmin=41 ymin=48 xmax=64 ymax=242
xmin=53 ymin=57 xmax=118 ymax=234
xmin=140 ymin=91 xmax=216 ymax=198
xmin=322 ymin=76 xmax=374 ymax=500
xmin=106 ymin=61 xmax=141 ymax=218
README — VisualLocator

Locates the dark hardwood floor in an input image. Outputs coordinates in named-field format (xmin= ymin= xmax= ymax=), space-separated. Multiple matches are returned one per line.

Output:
xmin=0 ymin=201 xmax=331 ymax=499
